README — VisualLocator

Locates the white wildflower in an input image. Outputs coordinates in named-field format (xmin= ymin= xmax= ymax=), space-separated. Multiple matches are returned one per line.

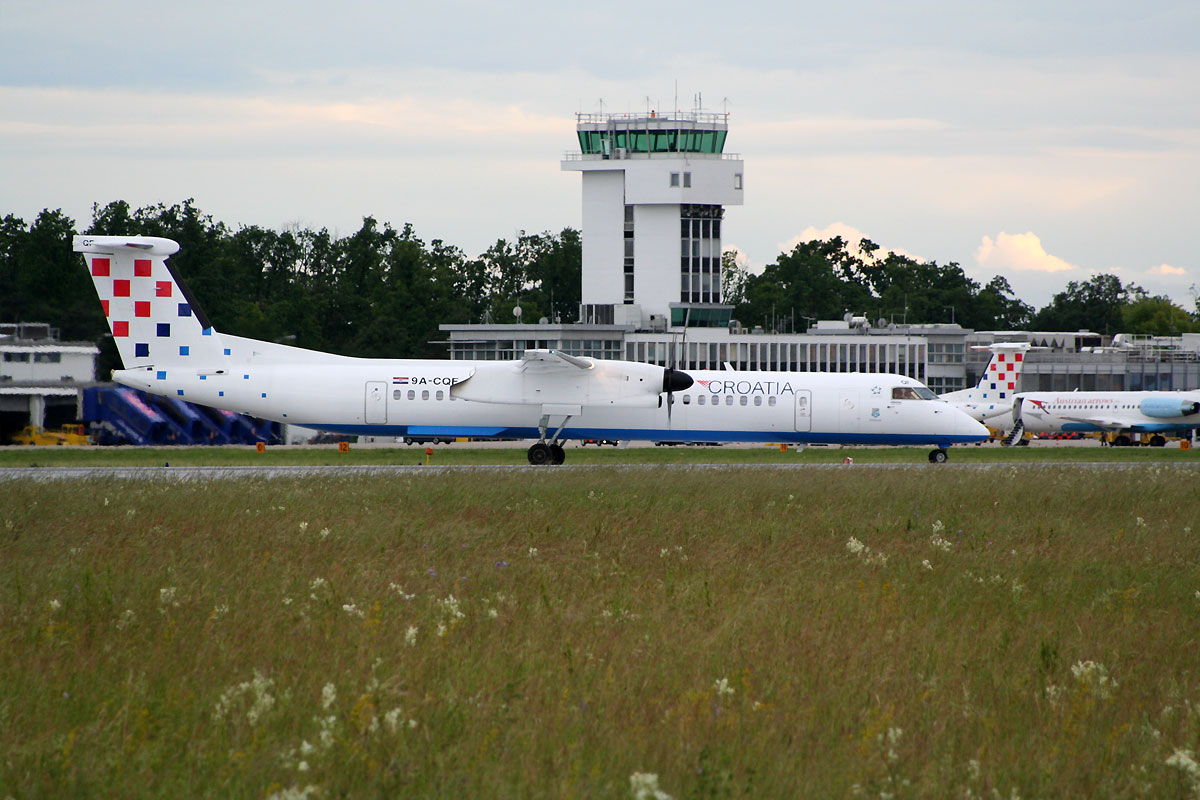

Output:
xmin=318 ymin=528 xmax=330 ymax=540
xmin=846 ymin=537 xmax=887 ymax=565
xmin=930 ymin=535 xmax=952 ymax=552
xmin=921 ymin=559 xmax=933 ymax=571
xmin=1044 ymin=684 xmax=1063 ymax=708
xmin=298 ymin=521 xmax=308 ymax=533
xmin=48 ymin=599 xmax=62 ymax=612
xmin=630 ymin=772 xmax=673 ymax=800
xmin=488 ymin=607 xmax=498 ymax=619
xmin=297 ymin=761 xmax=309 ymax=772
xmin=932 ymin=519 xmax=944 ymax=535
xmin=342 ymin=603 xmax=365 ymax=618
xmin=282 ymin=597 xmax=294 ymax=606
xmin=385 ymin=707 xmax=404 ymax=732
xmin=713 ymin=677 xmax=735 ymax=697
xmin=116 ymin=609 xmax=136 ymax=630
xmin=321 ymin=682 xmax=337 ymax=710
xmin=316 ymin=715 xmax=337 ymax=749
xmin=389 ymin=583 xmax=415 ymax=600
xmin=1071 ymin=660 xmax=1117 ymax=699
xmin=528 ymin=547 xmax=539 ymax=557
xmin=1011 ymin=579 xmax=1026 ymax=597
xmin=405 ymin=626 xmax=418 ymax=646
xmin=436 ymin=623 xmax=447 ymax=637
xmin=660 ymin=548 xmax=669 ymax=558
xmin=438 ymin=595 xmax=466 ymax=620
xmin=210 ymin=604 xmax=229 ymax=620
xmin=300 ymin=740 xmax=315 ymax=756
xmin=159 ymin=586 xmax=177 ymax=605
xmin=265 ymin=786 xmax=318 ymax=800
xmin=1136 ymin=517 xmax=1146 ymax=528
xmin=882 ymin=727 xmax=902 ymax=763
xmin=967 ymin=758 xmax=981 ymax=782
xmin=1166 ymin=748 xmax=1200 ymax=794
xmin=309 ymin=578 xmax=327 ymax=591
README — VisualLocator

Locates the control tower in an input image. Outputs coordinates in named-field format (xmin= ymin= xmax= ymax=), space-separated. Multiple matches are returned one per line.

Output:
xmin=561 ymin=110 xmax=744 ymax=329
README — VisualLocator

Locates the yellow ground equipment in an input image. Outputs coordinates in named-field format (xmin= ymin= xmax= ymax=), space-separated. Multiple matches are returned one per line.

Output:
xmin=10 ymin=424 xmax=92 ymax=446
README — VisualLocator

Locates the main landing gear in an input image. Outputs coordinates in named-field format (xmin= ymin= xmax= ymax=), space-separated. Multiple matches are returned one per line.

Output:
xmin=527 ymin=412 xmax=572 ymax=465
xmin=928 ymin=448 xmax=949 ymax=464
xmin=526 ymin=442 xmax=566 ymax=465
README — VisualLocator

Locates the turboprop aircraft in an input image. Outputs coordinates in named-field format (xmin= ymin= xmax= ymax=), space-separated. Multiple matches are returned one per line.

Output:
xmin=74 ymin=235 xmax=989 ymax=464
xmin=939 ymin=343 xmax=1031 ymax=424
xmin=1011 ymin=389 xmax=1200 ymax=446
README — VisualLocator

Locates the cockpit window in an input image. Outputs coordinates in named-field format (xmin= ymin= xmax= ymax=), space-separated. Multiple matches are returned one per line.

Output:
xmin=892 ymin=386 xmax=938 ymax=400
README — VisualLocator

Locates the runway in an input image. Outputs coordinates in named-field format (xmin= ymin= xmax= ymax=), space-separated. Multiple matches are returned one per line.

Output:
xmin=2 ymin=461 xmax=1198 ymax=482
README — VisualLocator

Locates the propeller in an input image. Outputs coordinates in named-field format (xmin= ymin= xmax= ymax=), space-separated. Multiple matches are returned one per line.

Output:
xmin=661 ymin=330 xmax=694 ymax=424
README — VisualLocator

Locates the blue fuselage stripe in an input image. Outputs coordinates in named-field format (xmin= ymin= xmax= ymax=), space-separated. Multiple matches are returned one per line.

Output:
xmin=310 ymin=423 xmax=981 ymax=446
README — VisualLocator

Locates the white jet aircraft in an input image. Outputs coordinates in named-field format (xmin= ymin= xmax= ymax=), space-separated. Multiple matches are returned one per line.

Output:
xmin=74 ymin=235 xmax=989 ymax=464
xmin=940 ymin=343 xmax=1031 ymax=424
xmin=1011 ymin=389 xmax=1200 ymax=446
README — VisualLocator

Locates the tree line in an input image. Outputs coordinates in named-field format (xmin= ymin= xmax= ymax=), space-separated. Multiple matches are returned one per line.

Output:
xmin=2 ymin=200 xmax=1196 ymax=376
xmin=721 ymin=238 xmax=1199 ymax=336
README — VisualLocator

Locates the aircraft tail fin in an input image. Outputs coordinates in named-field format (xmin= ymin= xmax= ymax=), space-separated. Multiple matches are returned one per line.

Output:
xmin=939 ymin=342 xmax=1030 ymax=421
xmin=73 ymin=235 xmax=228 ymax=372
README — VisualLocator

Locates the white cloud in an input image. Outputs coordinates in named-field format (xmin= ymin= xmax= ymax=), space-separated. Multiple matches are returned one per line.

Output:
xmin=975 ymin=232 xmax=1079 ymax=273
xmin=1147 ymin=263 xmax=1186 ymax=276
xmin=778 ymin=223 xmax=920 ymax=263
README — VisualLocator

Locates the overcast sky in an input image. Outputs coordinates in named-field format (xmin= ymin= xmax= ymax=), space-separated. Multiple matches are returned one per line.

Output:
xmin=2 ymin=0 xmax=1197 ymax=312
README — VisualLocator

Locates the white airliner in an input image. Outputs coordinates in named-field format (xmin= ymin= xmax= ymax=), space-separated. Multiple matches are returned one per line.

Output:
xmin=74 ymin=235 xmax=989 ymax=464
xmin=940 ymin=343 xmax=1031 ymax=424
xmin=1011 ymin=390 xmax=1200 ymax=446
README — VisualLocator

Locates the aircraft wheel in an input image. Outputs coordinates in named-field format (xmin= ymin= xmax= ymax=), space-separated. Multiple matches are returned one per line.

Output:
xmin=929 ymin=448 xmax=948 ymax=464
xmin=550 ymin=444 xmax=566 ymax=465
xmin=1150 ymin=435 xmax=1167 ymax=447
xmin=1113 ymin=434 xmax=1132 ymax=447
xmin=527 ymin=443 xmax=553 ymax=465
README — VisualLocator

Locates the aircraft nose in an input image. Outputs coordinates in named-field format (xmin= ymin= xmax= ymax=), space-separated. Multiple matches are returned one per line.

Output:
xmin=959 ymin=410 xmax=991 ymax=439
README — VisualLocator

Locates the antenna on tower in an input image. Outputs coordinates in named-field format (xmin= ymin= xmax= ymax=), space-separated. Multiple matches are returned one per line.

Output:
xmin=674 ymin=79 xmax=678 ymax=113
xmin=722 ymin=97 xmax=730 ymax=115
xmin=598 ymin=98 xmax=604 ymax=116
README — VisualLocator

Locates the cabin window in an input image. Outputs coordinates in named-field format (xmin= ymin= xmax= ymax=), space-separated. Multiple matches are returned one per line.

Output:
xmin=740 ymin=396 xmax=748 ymax=406
xmin=892 ymin=387 xmax=921 ymax=400
xmin=436 ymin=390 xmax=444 ymax=400
xmin=422 ymin=390 xmax=430 ymax=400
xmin=682 ymin=394 xmax=691 ymax=404
xmin=393 ymin=390 xmax=401 ymax=400
xmin=407 ymin=390 xmax=416 ymax=400
xmin=698 ymin=395 xmax=706 ymax=405
xmin=754 ymin=396 xmax=762 ymax=406
xmin=726 ymin=396 xmax=734 ymax=406
xmin=768 ymin=396 xmax=777 ymax=406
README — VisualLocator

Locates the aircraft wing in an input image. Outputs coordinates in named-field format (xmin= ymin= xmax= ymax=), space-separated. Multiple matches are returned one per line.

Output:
xmin=519 ymin=349 xmax=594 ymax=371
xmin=1058 ymin=414 xmax=1127 ymax=429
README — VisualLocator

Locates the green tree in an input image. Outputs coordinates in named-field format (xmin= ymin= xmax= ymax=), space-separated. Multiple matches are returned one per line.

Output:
xmin=738 ymin=238 xmax=873 ymax=331
xmin=1030 ymin=274 xmax=1135 ymax=334
xmin=1120 ymin=296 xmax=1198 ymax=335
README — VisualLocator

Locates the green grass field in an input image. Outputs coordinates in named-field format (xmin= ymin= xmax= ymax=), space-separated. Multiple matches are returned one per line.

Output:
xmin=3 ymin=466 xmax=1200 ymax=797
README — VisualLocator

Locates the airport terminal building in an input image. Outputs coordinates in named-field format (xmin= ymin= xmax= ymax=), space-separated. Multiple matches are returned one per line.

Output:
xmin=441 ymin=109 xmax=1200 ymax=394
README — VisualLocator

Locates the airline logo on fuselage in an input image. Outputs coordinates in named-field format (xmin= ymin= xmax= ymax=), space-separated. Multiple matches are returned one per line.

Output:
xmin=698 ymin=379 xmax=796 ymax=395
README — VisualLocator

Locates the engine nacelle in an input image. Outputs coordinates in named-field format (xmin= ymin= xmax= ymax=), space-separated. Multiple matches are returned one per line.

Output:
xmin=1139 ymin=397 xmax=1200 ymax=419
xmin=451 ymin=359 xmax=690 ymax=408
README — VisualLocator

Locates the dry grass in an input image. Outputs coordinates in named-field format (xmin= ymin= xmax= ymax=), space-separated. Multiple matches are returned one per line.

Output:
xmin=2 ymin=467 xmax=1199 ymax=798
